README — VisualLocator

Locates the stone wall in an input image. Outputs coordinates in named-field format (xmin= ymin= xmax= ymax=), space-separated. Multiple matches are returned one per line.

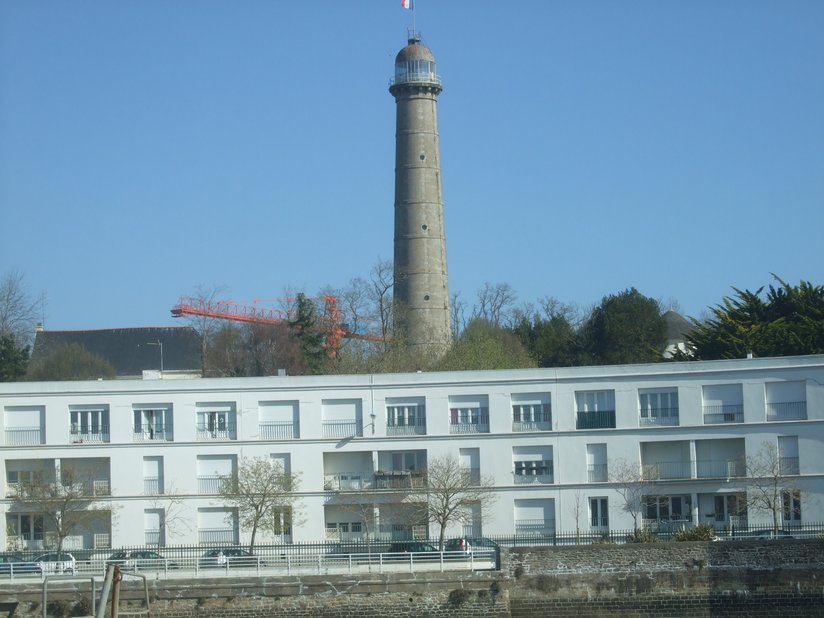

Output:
xmin=2 ymin=540 xmax=823 ymax=617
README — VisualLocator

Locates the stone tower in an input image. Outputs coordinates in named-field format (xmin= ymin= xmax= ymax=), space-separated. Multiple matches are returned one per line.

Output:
xmin=389 ymin=35 xmax=452 ymax=354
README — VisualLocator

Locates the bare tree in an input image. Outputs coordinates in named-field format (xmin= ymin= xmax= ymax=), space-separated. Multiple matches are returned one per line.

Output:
xmin=0 ymin=269 xmax=42 ymax=348
xmin=148 ymin=481 xmax=192 ymax=545
xmin=610 ymin=458 xmax=656 ymax=531
xmin=10 ymin=464 xmax=114 ymax=556
xmin=450 ymin=291 xmax=467 ymax=338
xmin=218 ymin=456 xmax=302 ymax=550
xmin=570 ymin=489 xmax=585 ymax=544
xmin=745 ymin=441 xmax=803 ymax=533
xmin=411 ymin=454 xmax=497 ymax=550
xmin=183 ymin=284 xmax=228 ymax=376
xmin=472 ymin=282 xmax=516 ymax=327
xmin=370 ymin=258 xmax=394 ymax=348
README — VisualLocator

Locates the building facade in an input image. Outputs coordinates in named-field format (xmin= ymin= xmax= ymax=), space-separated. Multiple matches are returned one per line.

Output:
xmin=1 ymin=355 xmax=822 ymax=551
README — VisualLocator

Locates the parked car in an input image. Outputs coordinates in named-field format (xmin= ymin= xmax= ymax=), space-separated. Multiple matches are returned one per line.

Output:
xmin=0 ymin=552 xmax=42 ymax=576
xmin=387 ymin=541 xmax=438 ymax=555
xmin=34 ymin=552 xmax=77 ymax=574
xmin=200 ymin=548 xmax=266 ymax=569
xmin=444 ymin=537 xmax=501 ymax=568
xmin=106 ymin=550 xmax=178 ymax=571
xmin=754 ymin=529 xmax=796 ymax=539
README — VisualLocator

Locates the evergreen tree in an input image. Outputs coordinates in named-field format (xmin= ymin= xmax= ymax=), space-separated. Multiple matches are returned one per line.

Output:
xmin=289 ymin=293 xmax=327 ymax=374
xmin=0 ymin=334 xmax=29 ymax=382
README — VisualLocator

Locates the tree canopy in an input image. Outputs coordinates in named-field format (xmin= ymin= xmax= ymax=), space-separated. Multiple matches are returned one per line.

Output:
xmin=433 ymin=319 xmax=536 ymax=371
xmin=682 ymin=277 xmax=824 ymax=360
xmin=26 ymin=343 xmax=116 ymax=381
xmin=0 ymin=334 xmax=28 ymax=382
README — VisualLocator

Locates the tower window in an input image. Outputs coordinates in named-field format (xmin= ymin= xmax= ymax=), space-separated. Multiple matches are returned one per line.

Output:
xmin=421 ymin=224 xmax=428 ymax=231
xmin=419 ymin=153 xmax=426 ymax=161
xmin=424 ymin=295 xmax=431 ymax=301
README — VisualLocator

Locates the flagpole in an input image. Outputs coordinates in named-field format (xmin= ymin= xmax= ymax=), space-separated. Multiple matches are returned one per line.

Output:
xmin=412 ymin=0 xmax=416 ymax=37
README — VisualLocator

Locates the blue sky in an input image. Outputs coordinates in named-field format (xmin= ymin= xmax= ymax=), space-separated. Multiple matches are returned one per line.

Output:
xmin=1 ymin=0 xmax=822 ymax=331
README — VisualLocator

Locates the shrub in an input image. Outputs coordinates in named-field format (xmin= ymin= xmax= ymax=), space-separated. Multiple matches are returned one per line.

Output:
xmin=673 ymin=523 xmax=716 ymax=541
xmin=626 ymin=529 xmax=658 ymax=543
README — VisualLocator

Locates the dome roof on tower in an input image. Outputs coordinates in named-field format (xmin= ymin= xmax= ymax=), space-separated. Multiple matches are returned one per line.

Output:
xmin=395 ymin=38 xmax=435 ymax=64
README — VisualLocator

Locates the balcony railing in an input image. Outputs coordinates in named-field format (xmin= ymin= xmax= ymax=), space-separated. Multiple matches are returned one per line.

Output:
xmin=324 ymin=472 xmax=368 ymax=491
xmin=642 ymin=460 xmax=692 ymax=480
xmin=196 ymin=422 xmax=237 ymax=441
xmin=198 ymin=475 xmax=230 ymax=494
xmin=4 ymin=427 xmax=44 ymax=446
xmin=198 ymin=528 xmax=237 ymax=545
xmin=702 ymin=404 xmax=744 ymax=424
xmin=374 ymin=470 xmax=427 ymax=489
xmin=767 ymin=401 xmax=807 ymax=421
xmin=639 ymin=408 xmax=680 ymax=426
xmin=133 ymin=424 xmax=173 ymax=442
xmin=322 ymin=420 xmax=362 ymax=439
xmin=591 ymin=516 xmax=609 ymax=529
xmin=259 ymin=421 xmax=298 ymax=439
xmin=780 ymin=456 xmax=800 ymax=476
xmin=513 ymin=471 xmax=554 ymax=485
xmin=143 ymin=477 xmax=163 ymax=495
xmin=386 ymin=419 xmax=427 ymax=436
xmin=144 ymin=529 xmax=163 ymax=547
xmin=696 ymin=458 xmax=746 ymax=478
xmin=449 ymin=415 xmax=490 ymax=434
xmin=69 ymin=428 xmax=110 ymax=444
xmin=512 ymin=411 xmax=552 ymax=432
xmin=514 ymin=519 xmax=556 ymax=537
xmin=576 ymin=410 xmax=616 ymax=430
xmin=587 ymin=464 xmax=608 ymax=482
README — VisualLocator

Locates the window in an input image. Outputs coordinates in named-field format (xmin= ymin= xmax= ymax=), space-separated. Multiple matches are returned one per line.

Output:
xmin=644 ymin=495 xmax=691 ymax=522
xmin=575 ymin=391 xmax=616 ymax=429
xmin=512 ymin=393 xmax=552 ymax=431
xmin=590 ymin=498 xmax=608 ymax=528
xmin=4 ymin=406 xmax=45 ymax=446
xmin=783 ymin=490 xmax=801 ymax=524
xmin=513 ymin=446 xmax=553 ymax=484
xmin=778 ymin=436 xmax=800 ymax=475
xmin=143 ymin=457 xmax=164 ymax=495
xmin=586 ymin=443 xmax=608 ymax=482
xmin=449 ymin=396 xmax=490 ymax=434
xmin=638 ymin=389 xmax=679 ymax=426
xmin=6 ymin=513 xmax=45 ymax=547
xmin=196 ymin=455 xmax=236 ymax=495
xmin=196 ymin=403 xmax=237 ymax=440
xmin=702 ymin=384 xmax=744 ymax=424
xmin=258 ymin=401 xmax=299 ymax=439
xmin=766 ymin=381 xmax=807 ymax=421
xmin=321 ymin=399 xmax=363 ymax=438
xmin=69 ymin=406 xmax=110 ymax=443
xmin=133 ymin=405 xmax=173 ymax=441
xmin=386 ymin=399 xmax=426 ymax=435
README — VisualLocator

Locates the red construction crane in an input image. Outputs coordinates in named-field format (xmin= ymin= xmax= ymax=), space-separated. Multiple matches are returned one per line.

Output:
xmin=170 ymin=295 xmax=385 ymax=357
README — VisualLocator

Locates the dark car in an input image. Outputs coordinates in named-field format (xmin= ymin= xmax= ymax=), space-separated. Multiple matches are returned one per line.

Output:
xmin=0 ymin=552 xmax=42 ymax=576
xmin=387 ymin=541 xmax=438 ymax=555
xmin=200 ymin=548 xmax=265 ymax=569
xmin=106 ymin=550 xmax=178 ymax=571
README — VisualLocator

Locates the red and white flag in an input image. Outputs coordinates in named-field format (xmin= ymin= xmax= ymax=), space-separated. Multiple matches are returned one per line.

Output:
xmin=401 ymin=0 xmax=413 ymax=9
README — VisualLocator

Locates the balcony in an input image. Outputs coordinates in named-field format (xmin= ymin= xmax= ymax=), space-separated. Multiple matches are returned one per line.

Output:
xmin=576 ymin=410 xmax=616 ymax=430
xmin=780 ymin=456 xmax=800 ymax=476
xmin=587 ymin=464 xmax=608 ymax=482
xmin=143 ymin=477 xmax=163 ymax=495
xmin=133 ymin=424 xmax=173 ymax=442
xmin=324 ymin=472 xmax=368 ymax=491
xmin=144 ymin=529 xmax=163 ymax=547
xmin=386 ymin=419 xmax=427 ymax=436
xmin=4 ymin=427 xmax=44 ymax=446
xmin=639 ymin=408 xmax=680 ymax=427
xmin=198 ymin=528 xmax=237 ymax=545
xmin=197 ymin=475 xmax=229 ymax=495
xmin=513 ymin=471 xmax=554 ymax=485
xmin=322 ymin=420 xmax=362 ymax=439
xmin=702 ymin=404 xmax=744 ymax=424
xmin=514 ymin=519 xmax=555 ymax=537
xmin=259 ymin=421 xmax=299 ymax=439
xmin=767 ymin=401 xmax=807 ymax=421
xmin=512 ymin=411 xmax=552 ymax=432
xmin=374 ymin=470 xmax=426 ymax=489
xmin=696 ymin=458 xmax=746 ymax=479
xmin=69 ymin=427 xmax=110 ymax=444
xmin=642 ymin=460 xmax=692 ymax=480
xmin=196 ymin=422 xmax=237 ymax=441
xmin=449 ymin=415 xmax=490 ymax=435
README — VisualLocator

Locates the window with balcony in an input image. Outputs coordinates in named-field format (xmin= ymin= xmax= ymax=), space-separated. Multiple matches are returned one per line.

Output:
xmin=695 ymin=438 xmax=746 ymax=478
xmin=638 ymin=389 xmax=679 ymax=426
xmin=511 ymin=393 xmax=551 ymax=431
xmin=69 ymin=405 xmax=110 ymax=444
xmin=198 ymin=507 xmax=238 ymax=545
xmin=4 ymin=406 xmax=45 ymax=446
xmin=514 ymin=498 xmax=555 ymax=537
xmin=386 ymin=398 xmax=426 ymax=436
xmin=766 ymin=381 xmax=807 ymax=421
xmin=133 ymin=405 xmax=173 ymax=441
xmin=196 ymin=402 xmax=237 ymax=440
xmin=702 ymin=384 xmax=744 ymax=424
xmin=196 ymin=455 xmax=236 ymax=495
xmin=144 ymin=509 xmax=165 ymax=547
xmin=259 ymin=400 xmax=300 ymax=440
xmin=590 ymin=497 xmax=608 ymax=530
xmin=778 ymin=436 xmax=800 ymax=475
xmin=512 ymin=445 xmax=553 ymax=484
xmin=375 ymin=451 xmax=426 ymax=489
xmin=322 ymin=399 xmax=363 ymax=438
xmin=143 ymin=456 xmax=164 ymax=495
xmin=460 ymin=447 xmax=481 ymax=485
xmin=449 ymin=396 xmax=489 ymax=434
xmin=575 ymin=390 xmax=616 ymax=429
xmin=782 ymin=490 xmax=802 ymax=525
xmin=643 ymin=495 xmax=692 ymax=530
xmin=5 ymin=513 xmax=45 ymax=551
xmin=586 ymin=443 xmax=608 ymax=482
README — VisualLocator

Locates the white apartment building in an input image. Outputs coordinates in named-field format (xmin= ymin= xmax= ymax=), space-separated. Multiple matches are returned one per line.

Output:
xmin=1 ymin=354 xmax=822 ymax=551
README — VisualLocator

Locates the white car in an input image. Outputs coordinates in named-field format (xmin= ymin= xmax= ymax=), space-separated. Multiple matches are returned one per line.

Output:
xmin=34 ymin=552 xmax=77 ymax=574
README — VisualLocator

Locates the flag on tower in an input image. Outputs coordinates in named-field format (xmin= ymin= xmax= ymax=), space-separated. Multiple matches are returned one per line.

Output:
xmin=401 ymin=0 xmax=413 ymax=9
